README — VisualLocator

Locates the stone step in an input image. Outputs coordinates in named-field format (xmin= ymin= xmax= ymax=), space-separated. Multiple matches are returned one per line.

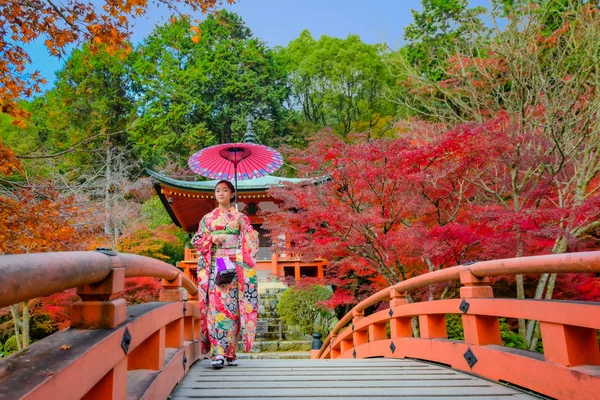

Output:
xmin=255 ymin=332 xmax=283 ymax=341
xmin=237 ymin=351 xmax=310 ymax=360
xmin=250 ymin=340 xmax=311 ymax=353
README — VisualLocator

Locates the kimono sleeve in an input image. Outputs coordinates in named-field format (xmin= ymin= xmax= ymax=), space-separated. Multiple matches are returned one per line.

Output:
xmin=191 ymin=216 xmax=212 ymax=255
xmin=240 ymin=213 xmax=259 ymax=264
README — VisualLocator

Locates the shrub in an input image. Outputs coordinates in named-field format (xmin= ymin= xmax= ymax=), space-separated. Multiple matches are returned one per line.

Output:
xmin=446 ymin=314 xmax=464 ymax=340
xmin=278 ymin=284 xmax=336 ymax=336
xmin=3 ymin=336 xmax=18 ymax=355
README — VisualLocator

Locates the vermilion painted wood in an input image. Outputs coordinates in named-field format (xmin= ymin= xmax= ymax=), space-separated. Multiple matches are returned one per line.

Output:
xmin=318 ymin=251 xmax=600 ymax=400
xmin=0 ymin=251 xmax=202 ymax=400
xmin=0 ymin=302 xmax=202 ymax=400
xmin=0 ymin=251 xmax=198 ymax=308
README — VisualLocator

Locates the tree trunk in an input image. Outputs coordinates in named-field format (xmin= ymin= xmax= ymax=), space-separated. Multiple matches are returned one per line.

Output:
xmin=406 ymin=293 xmax=420 ymax=337
xmin=515 ymin=232 xmax=526 ymax=340
xmin=223 ymin=118 xmax=232 ymax=143
xmin=525 ymin=272 xmax=549 ymax=346
xmin=424 ymin=257 xmax=436 ymax=301
xmin=22 ymin=301 xmax=30 ymax=348
xmin=104 ymin=145 xmax=112 ymax=242
xmin=525 ymin=236 xmax=567 ymax=346
xmin=10 ymin=304 xmax=22 ymax=350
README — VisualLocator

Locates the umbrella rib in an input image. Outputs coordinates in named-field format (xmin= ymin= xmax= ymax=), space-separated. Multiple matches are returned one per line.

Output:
xmin=243 ymin=151 xmax=270 ymax=177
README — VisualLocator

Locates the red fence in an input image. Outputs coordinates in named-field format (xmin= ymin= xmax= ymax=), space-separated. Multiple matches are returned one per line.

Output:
xmin=0 ymin=251 xmax=200 ymax=400
xmin=316 ymin=251 xmax=600 ymax=400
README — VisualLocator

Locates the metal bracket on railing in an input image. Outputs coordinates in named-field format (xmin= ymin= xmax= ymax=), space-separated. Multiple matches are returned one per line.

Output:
xmin=388 ymin=308 xmax=394 ymax=318
xmin=183 ymin=300 xmax=187 ymax=317
xmin=121 ymin=327 xmax=131 ymax=355
xmin=390 ymin=341 xmax=396 ymax=354
xmin=353 ymin=349 xmax=357 ymax=359
xmin=459 ymin=299 xmax=470 ymax=313
xmin=182 ymin=353 xmax=188 ymax=370
xmin=463 ymin=348 xmax=478 ymax=367
xmin=463 ymin=260 xmax=479 ymax=266
xmin=95 ymin=247 xmax=117 ymax=256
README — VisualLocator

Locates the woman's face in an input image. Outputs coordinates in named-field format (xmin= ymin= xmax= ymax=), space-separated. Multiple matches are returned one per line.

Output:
xmin=215 ymin=182 xmax=234 ymax=207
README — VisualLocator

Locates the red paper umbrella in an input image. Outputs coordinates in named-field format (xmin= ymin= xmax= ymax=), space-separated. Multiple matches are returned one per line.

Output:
xmin=188 ymin=142 xmax=283 ymax=206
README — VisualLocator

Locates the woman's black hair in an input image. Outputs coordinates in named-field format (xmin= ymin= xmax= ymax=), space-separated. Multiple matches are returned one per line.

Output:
xmin=215 ymin=179 xmax=236 ymax=201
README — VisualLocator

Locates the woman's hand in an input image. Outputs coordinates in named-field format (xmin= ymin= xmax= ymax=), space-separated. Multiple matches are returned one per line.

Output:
xmin=237 ymin=215 xmax=245 ymax=230
xmin=212 ymin=235 xmax=225 ymax=245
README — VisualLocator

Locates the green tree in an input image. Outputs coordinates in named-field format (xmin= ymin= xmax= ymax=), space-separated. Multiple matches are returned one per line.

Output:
xmin=130 ymin=11 xmax=289 ymax=167
xmin=278 ymin=284 xmax=336 ymax=336
xmin=401 ymin=0 xmax=488 ymax=81
xmin=282 ymin=31 xmax=397 ymax=136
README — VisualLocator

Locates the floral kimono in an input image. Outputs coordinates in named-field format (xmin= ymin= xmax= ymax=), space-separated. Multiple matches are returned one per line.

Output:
xmin=191 ymin=207 xmax=259 ymax=360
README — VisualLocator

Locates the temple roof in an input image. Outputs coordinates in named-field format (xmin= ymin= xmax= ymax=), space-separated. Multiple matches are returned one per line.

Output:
xmin=147 ymin=169 xmax=323 ymax=232
xmin=147 ymin=169 xmax=311 ymax=192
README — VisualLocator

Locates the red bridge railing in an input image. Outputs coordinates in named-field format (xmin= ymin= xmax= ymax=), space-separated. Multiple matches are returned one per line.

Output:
xmin=0 ymin=250 xmax=200 ymax=400
xmin=315 ymin=251 xmax=600 ymax=400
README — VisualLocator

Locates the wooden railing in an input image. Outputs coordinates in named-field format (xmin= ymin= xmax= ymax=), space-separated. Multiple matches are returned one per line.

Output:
xmin=316 ymin=251 xmax=600 ymax=400
xmin=0 ymin=250 xmax=201 ymax=400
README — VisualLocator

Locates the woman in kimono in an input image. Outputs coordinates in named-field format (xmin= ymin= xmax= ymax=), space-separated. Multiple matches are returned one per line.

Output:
xmin=192 ymin=180 xmax=259 ymax=369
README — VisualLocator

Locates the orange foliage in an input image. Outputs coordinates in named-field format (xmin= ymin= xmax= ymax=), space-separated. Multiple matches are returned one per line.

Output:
xmin=0 ymin=139 xmax=23 ymax=176
xmin=0 ymin=0 xmax=236 ymax=126
xmin=116 ymin=224 xmax=180 ymax=260
xmin=0 ymin=183 xmax=94 ymax=254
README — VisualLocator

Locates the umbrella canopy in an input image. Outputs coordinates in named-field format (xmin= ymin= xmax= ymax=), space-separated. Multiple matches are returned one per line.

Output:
xmin=188 ymin=141 xmax=283 ymax=209
xmin=188 ymin=142 xmax=283 ymax=181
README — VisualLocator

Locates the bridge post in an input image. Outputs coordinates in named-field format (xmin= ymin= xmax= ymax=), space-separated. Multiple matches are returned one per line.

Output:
xmin=71 ymin=267 xmax=126 ymax=329
xmin=160 ymin=274 xmax=184 ymax=302
xmin=389 ymin=289 xmax=412 ymax=339
xmin=352 ymin=310 xmax=368 ymax=350
xmin=459 ymin=270 xmax=501 ymax=346
xmin=330 ymin=334 xmax=340 ymax=358
xmin=539 ymin=322 xmax=600 ymax=367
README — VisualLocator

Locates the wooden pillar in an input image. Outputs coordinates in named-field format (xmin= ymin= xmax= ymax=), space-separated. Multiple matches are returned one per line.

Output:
xmin=81 ymin=358 xmax=127 ymax=400
xmin=330 ymin=334 xmax=340 ymax=359
xmin=389 ymin=289 xmax=412 ymax=339
xmin=352 ymin=310 xmax=368 ymax=348
xmin=160 ymin=274 xmax=183 ymax=302
xmin=419 ymin=314 xmax=447 ymax=339
xmin=317 ymin=262 xmax=324 ymax=278
xmin=271 ymin=252 xmax=278 ymax=277
xmin=165 ymin=319 xmax=184 ymax=348
xmin=128 ymin=327 xmax=165 ymax=370
xmin=460 ymin=270 xmax=501 ymax=346
xmin=71 ymin=267 xmax=126 ymax=329
xmin=540 ymin=323 xmax=600 ymax=366
xmin=295 ymin=261 xmax=301 ymax=280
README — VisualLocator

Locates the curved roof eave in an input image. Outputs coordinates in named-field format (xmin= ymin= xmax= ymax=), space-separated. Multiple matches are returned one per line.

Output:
xmin=147 ymin=169 xmax=328 ymax=192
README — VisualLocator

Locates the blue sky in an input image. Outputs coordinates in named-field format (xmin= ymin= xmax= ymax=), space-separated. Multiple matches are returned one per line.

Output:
xmin=24 ymin=0 xmax=492 ymax=92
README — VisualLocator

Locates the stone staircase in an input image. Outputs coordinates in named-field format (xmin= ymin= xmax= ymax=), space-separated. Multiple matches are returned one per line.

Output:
xmin=241 ymin=280 xmax=311 ymax=359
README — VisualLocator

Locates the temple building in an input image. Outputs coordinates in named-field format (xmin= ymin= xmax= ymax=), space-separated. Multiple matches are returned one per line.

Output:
xmin=148 ymin=169 xmax=327 ymax=284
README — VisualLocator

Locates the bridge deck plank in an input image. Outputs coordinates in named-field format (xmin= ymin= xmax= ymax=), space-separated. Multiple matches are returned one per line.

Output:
xmin=170 ymin=358 xmax=536 ymax=399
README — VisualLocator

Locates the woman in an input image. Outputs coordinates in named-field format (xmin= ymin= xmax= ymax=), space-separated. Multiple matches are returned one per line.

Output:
xmin=191 ymin=180 xmax=259 ymax=369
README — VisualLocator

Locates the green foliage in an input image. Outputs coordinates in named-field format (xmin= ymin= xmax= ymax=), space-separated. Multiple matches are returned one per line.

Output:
xmin=446 ymin=314 xmax=465 ymax=340
xmin=446 ymin=315 xmax=544 ymax=352
xmin=402 ymin=0 xmax=488 ymax=81
xmin=499 ymin=318 xmax=527 ymax=349
xmin=278 ymin=284 xmax=336 ymax=336
xmin=281 ymin=30 xmax=397 ymax=136
xmin=3 ymin=336 xmax=18 ymax=355
xmin=0 ymin=340 xmax=3 ymax=354
xmin=141 ymin=196 xmax=176 ymax=228
xmin=130 ymin=11 xmax=289 ymax=167
xmin=494 ymin=0 xmax=587 ymax=33
xmin=30 ymin=44 xmax=136 ymax=180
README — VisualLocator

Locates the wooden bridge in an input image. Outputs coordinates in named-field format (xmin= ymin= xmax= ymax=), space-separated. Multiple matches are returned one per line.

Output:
xmin=0 ymin=250 xmax=599 ymax=399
